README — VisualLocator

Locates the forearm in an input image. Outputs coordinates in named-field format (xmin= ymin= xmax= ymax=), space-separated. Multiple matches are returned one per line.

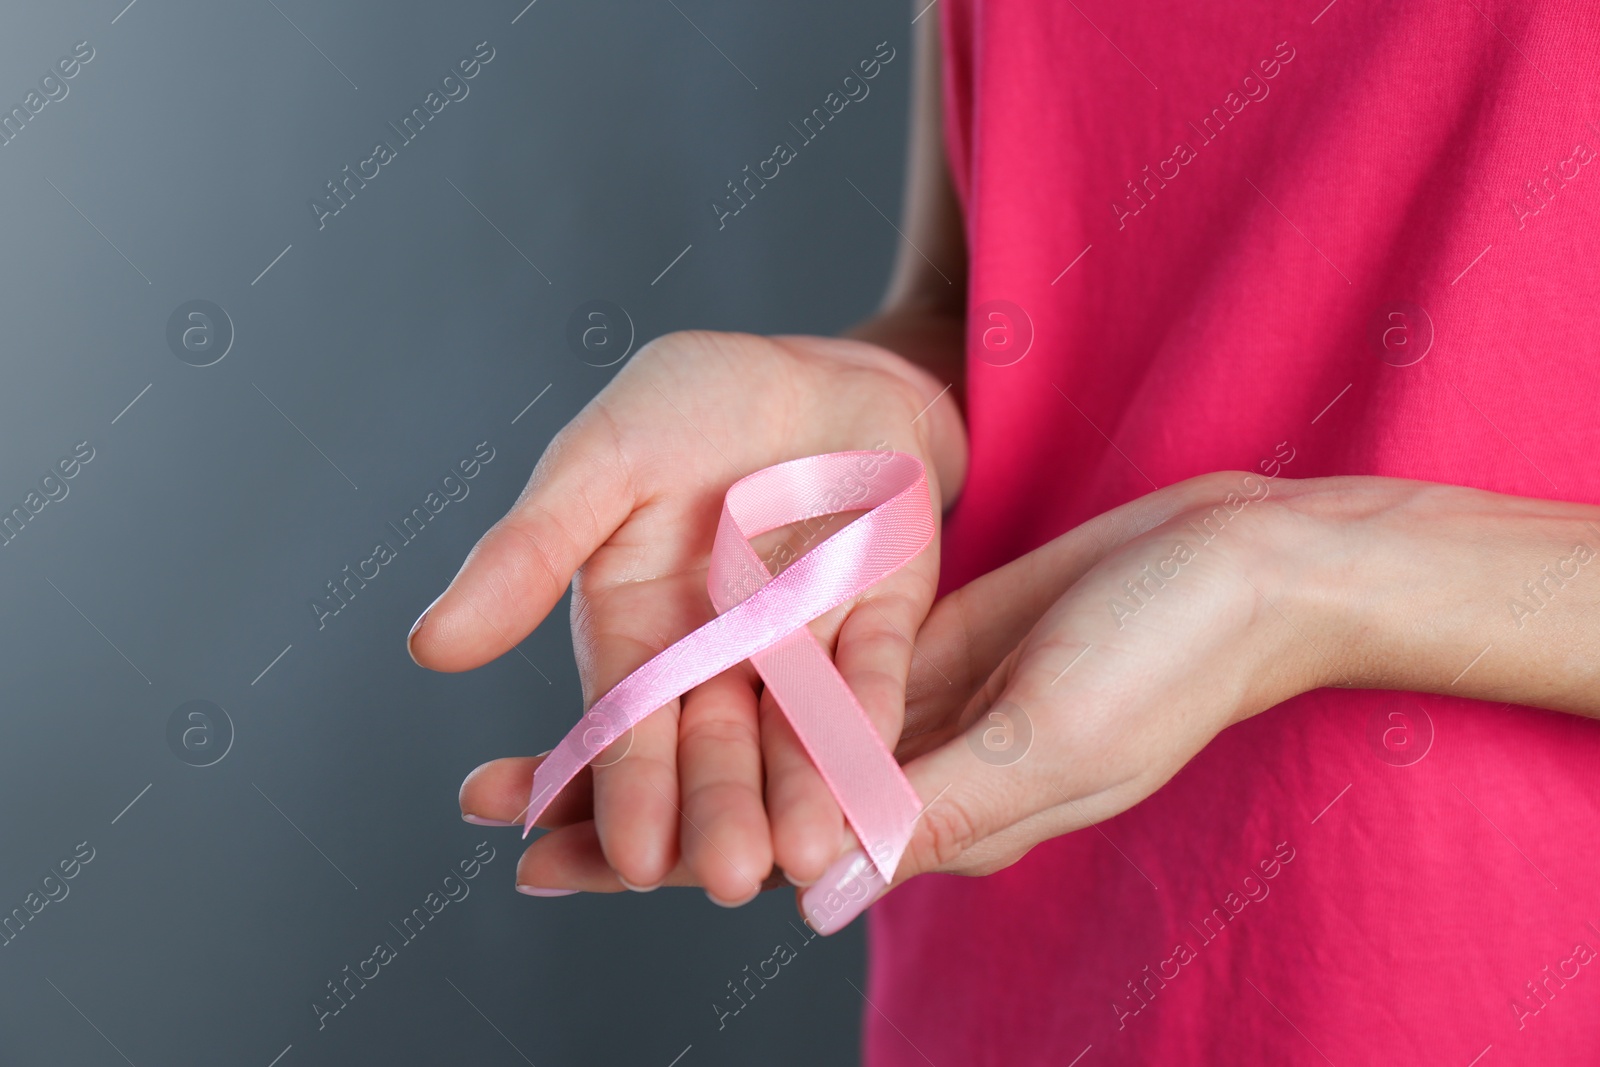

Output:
xmin=1279 ymin=477 xmax=1600 ymax=716
xmin=843 ymin=5 xmax=967 ymax=403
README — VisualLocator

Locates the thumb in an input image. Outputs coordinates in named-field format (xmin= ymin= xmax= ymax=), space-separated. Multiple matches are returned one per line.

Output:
xmin=798 ymin=662 xmax=1056 ymax=935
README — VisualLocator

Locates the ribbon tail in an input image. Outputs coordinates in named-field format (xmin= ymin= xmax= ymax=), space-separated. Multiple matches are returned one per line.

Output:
xmin=754 ymin=628 xmax=924 ymax=882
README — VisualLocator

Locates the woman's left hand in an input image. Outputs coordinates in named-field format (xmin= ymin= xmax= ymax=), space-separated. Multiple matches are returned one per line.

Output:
xmin=799 ymin=470 xmax=1600 ymax=934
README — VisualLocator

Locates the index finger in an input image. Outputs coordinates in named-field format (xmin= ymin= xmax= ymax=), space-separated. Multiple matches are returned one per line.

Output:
xmin=408 ymin=413 xmax=635 ymax=673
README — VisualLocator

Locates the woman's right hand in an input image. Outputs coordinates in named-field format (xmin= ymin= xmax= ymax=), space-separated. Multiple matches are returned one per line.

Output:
xmin=421 ymin=328 xmax=966 ymax=903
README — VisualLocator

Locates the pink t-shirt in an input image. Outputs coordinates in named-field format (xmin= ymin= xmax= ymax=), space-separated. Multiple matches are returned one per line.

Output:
xmin=866 ymin=1 xmax=1600 ymax=1063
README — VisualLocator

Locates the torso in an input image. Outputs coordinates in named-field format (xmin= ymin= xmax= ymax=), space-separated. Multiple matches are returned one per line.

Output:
xmin=867 ymin=2 xmax=1600 ymax=1062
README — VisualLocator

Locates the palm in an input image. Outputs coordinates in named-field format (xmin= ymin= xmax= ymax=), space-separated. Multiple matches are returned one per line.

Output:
xmin=417 ymin=329 xmax=960 ymax=900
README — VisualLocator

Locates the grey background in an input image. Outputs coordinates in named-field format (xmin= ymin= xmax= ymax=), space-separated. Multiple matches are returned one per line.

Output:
xmin=0 ymin=1 xmax=914 ymax=1063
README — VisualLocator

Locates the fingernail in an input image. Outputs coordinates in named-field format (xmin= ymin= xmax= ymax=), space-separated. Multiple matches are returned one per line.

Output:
xmin=618 ymin=877 xmax=660 ymax=893
xmin=783 ymin=868 xmax=818 ymax=888
xmin=406 ymin=606 xmax=431 ymax=665
xmin=800 ymin=849 xmax=888 ymax=936
xmin=516 ymin=885 xmax=578 ymax=897
xmin=706 ymin=888 xmax=760 ymax=908
xmin=462 ymin=814 xmax=516 ymax=827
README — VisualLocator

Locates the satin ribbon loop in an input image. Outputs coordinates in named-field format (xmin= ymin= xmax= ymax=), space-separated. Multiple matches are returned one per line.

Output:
xmin=523 ymin=450 xmax=933 ymax=882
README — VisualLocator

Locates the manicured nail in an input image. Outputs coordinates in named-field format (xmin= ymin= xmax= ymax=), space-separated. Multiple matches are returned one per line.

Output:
xmin=462 ymin=814 xmax=516 ymax=827
xmin=516 ymin=885 xmax=578 ymax=897
xmin=800 ymin=849 xmax=887 ymax=936
xmin=618 ymin=877 xmax=661 ymax=893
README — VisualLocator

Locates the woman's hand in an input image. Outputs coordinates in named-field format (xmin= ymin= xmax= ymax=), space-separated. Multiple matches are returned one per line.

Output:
xmin=421 ymin=329 xmax=966 ymax=903
xmin=799 ymin=472 xmax=1600 ymax=934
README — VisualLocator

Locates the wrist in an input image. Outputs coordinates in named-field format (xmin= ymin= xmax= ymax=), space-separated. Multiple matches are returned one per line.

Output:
xmin=873 ymin=339 xmax=969 ymax=502
xmin=778 ymin=328 xmax=969 ymax=503
xmin=1234 ymin=486 xmax=1349 ymax=715
xmin=842 ymin=310 xmax=970 ymax=491
xmin=844 ymin=305 xmax=967 ymax=395
xmin=1264 ymin=476 xmax=1600 ymax=712
xmin=1249 ymin=477 xmax=1399 ymax=697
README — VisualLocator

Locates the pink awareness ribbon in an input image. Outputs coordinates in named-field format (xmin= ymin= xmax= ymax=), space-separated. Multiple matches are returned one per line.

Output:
xmin=522 ymin=450 xmax=933 ymax=882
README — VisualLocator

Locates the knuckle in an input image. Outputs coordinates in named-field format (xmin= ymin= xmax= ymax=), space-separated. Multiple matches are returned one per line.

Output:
xmin=843 ymin=626 xmax=906 ymax=668
xmin=844 ymin=659 xmax=906 ymax=702
xmin=488 ymin=517 xmax=582 ymax=619
xmin=957 ymin=848 xmax=1029 ymax=878
xmin=636 ymin=328 xmax=765 ymax=366
xmin=911 ymin=792 xmax=985 ymax=873
xmin=495 ymin=514 xmax=566 ymax=583
xmin=1017 ymin=636 xmax=1084 ymax=691
xmin=643 ymin=327 xmax=712 ymax=352
xmin=681 ymin=713 xmax=760 ymax=754
xmin=630 ymin=329 xmax=687 ymax=362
